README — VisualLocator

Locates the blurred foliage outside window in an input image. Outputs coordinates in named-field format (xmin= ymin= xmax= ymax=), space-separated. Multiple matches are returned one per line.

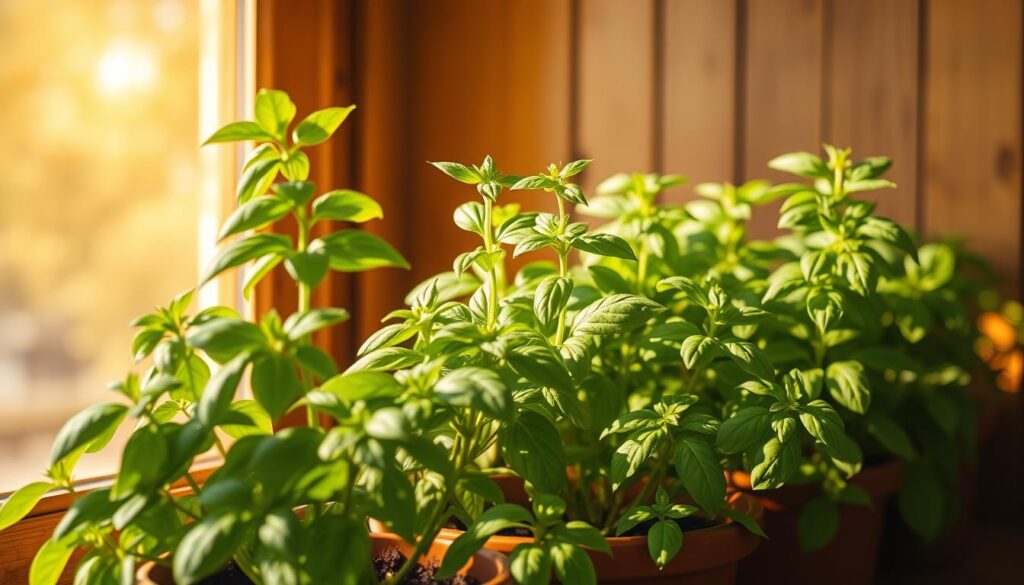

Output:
xmin=0 ymin=0 xmax=200 ymax=490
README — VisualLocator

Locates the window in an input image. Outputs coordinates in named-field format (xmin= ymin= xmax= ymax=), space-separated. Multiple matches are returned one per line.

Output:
xmin=0 ymin=0 xmax=201 ymax=491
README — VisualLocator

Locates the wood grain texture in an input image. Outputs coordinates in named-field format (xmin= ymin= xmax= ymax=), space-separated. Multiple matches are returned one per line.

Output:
xmin=923 ymin=0 xmax=1024 ymax=522
xmin=742 ymin=0 xmax=825 ymax=238
xmin=389 ymin=0 xmax=571 ymax=286
xmin=827 ymin=0 xmax=919 ymax=227
xmin=254 ymin=0 xmax=357 ymax=363
xmin=577 ymin=0 xmax=657 ymax=195
xmin=922 ymin=0 xmax=1022 ymax=290
xmin=661 ymin=0 xmax=738 ymax=201
xmin=0 ymin=465 xmax=217 ymax=584
xmin=354 ymin=0 xmax=412 ymax=343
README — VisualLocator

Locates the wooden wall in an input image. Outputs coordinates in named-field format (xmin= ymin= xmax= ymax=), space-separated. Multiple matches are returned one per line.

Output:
xmin=263 ymin=0 xmax=1024 ymax=516
xmin=302 ymin=0 xmax=1024 ymax=322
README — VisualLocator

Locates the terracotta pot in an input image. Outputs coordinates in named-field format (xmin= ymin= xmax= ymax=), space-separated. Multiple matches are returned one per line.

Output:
xmin=728 ymin=458 xmax=903 ymax=585
xmin=879 ymin=462 xmax=974 ymax=573
xmin=371 ymin=491 xmax=763 ymax=585
xmin=137 ymin=532 xmax=511 ymax=585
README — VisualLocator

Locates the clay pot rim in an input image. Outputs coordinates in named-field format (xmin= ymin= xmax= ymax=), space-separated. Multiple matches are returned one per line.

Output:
xmin=433 ymin=490 xmax=760 ymax=548
xmin=370 ymin=491 xmax=762 ymax=552
xmin=727 ymin=457 xmax=904 ymax=500
xmin=136 ymin=532 xmax=511 ymax=585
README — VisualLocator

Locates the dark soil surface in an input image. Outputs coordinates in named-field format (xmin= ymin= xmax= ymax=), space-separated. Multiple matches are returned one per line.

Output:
xmin=197 ymin=561 xmax=254 ymax=584
xmin=374 ymin=547 xmax=481 ymax=585
xmin=193 ymin=554 xmax=479 ymax=585
xmin=619 ymin=515 xmax=720 ymax=537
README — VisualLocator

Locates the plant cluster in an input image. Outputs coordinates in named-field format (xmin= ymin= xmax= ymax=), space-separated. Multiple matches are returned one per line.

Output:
xmin=0 ymin=86 xmax=992 ymax=585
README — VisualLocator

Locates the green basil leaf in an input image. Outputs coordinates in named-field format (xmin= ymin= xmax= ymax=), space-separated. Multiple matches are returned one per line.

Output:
xmin=284 ymin=249 xmax=329 ymax=289
xmin=320 ymin=371 xmax=403 ymax=403
xmin=220 ymin=400 xmax=273 ymax=439
xmin=556 ymin=521 xmax=611 ymax=554
xmin=506 ymin=344 xmax=574 ymax=394
xmin=749 ymin=436 xmax=800 ymax=490
xmin=284 ymin=307 xmax=350 ymax=340
xmin=681 ymin=335 xmax=722 ymax=370
xmin=798 ymin=401 xmax=862 ymax=470
xmin=826 ymin=361 xmax=871 ymax=414
xmin=867 ymin=414 xmax=917 ymax=460
xmin=675 ymin=438 xmax=726 ymax=515
xmin=717 ymin=407 xmax=772 ymax=454
xmin=722 ymin=341 xmax=774 ymax=381
xmin=197 ymin=353 xmax=252 ymax=428
xmin=510 ymin=543 xmax=552 ymax=585
xmin=346 ymin=346 xmax=422 ymax=373
xmin=534 ymin=276 xmax=574 ymax=331
xmin=511 ymin=175 xmax=558 ymax=191
xmin=587 ymin=265 xmax=632 ymax=294
xmin=437 ymin=503 xmax=534 ymax=579
xmin=453 ymin=201 xmax=487 ymax=236
xmin=364 ymin=407 xmax=410 ymax=440
xmin=251 ymin=353 xmax=304 ymax=420
xmin=611 ymin=428 xmax=663 ymax=488
xmin=113 ymin=427 xmax=168 ymax=498
xmin=202 ymin=233 xmax=292 ymax=284
xmin=430 ymin=161 xmax=481 ymax=184
xmin=434 ymin=367 xmax=512 ymax=420
xmin=0 ymin=481 xmax=53 ymax=532
xmin=50 ymin=403 xmax=128 ymax=466
xmin=767 ymin=151 xmax=829 ymax=179
xmin=572 ymin=294 xmax=663 ymax=335
xmin=254 ymin=88 xmax=296 ymax=140
xmin=219 ymin=195 xmax=292 ymax=239
xmin=499 ymin=410 xmax=567 ymax=493
xmin=311 ymin=189 xmax=383 ymax=223
xmin=292 ymin=105 xmax=355 ymax=146
xmin=807 ymin=288 xmax=843 ymax=333
xmin=235 ymin=158 xmax=280 ymax=204
xmin=571 ymin=233 xmax=637 ymax=261
xmin=560 ymin=159 xmax=592 ymax=178
xmin=29 ymin=536 xmax=76 ymax=585
xmin=719 ymin=508 xmax=767 ymax=537
xmin=203 ymin=121 xmax=272 ymax=144
xmin=53 ymin=488 xmax=118 ymax=540
xmin=173 ymin=510 xmax=251 ymax=585
xmin=648 ymin=519 xmax=683 ymax=569
xmin=319 ymin=229 xmax=410 ymax=272
xmin=357 ymin=323 xmax=417 ymax=356
xmin=187 ymin=318 xmax=266 ymax=363
xmin=798 ymin=496 xmax=839 ymax=551
xmin=549 ymin=541 xmax=596 ymax=585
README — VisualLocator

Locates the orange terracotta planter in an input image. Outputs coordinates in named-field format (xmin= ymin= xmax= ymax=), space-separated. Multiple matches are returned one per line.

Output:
xmin=728 ymin=458 xmax=903 ymax=585
xmin=137 ymin=532 xmax=511 ymax=585
xmin=371 ymin=491 xmax=763 ymax=585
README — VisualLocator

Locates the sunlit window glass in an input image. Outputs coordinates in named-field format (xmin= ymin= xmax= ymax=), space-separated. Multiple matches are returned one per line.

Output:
xmin=0 ymin=0 xmax=200 ymax=491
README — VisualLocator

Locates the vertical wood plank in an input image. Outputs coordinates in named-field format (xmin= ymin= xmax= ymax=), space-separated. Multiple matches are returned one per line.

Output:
xmin=354 ymin=0 xmax=411 ymax=343
xmin=923 ymin=0 xmax=1023 ymax=521
xmin=254 ymin=0 xmax=355 ymax=351
xmin=370 ymin=1 xmax=572 ymax=291
xmin=577 ymin=0 xmax=657 ymax=195
xmin=742 ymin=0 xmax=825 ymax=238
xmin=661 ymin=0 xmax=737 ymax=199
xmin=828 ymin=0 xmax=919 ymax=226
xmin=254 ymin=0 xmax=356 ymax=427
xmin=923 ymin=0 xmax=1022 ymax=291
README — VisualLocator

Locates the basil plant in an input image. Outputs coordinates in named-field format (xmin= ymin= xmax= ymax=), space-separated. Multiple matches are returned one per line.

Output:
xmin=354 ymin=156 xmax=771 ymax=581
xmin=0 ymin=89 xmax=427 ymax=585
xmin=583 ymin=145 xmax=986 ymax=552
